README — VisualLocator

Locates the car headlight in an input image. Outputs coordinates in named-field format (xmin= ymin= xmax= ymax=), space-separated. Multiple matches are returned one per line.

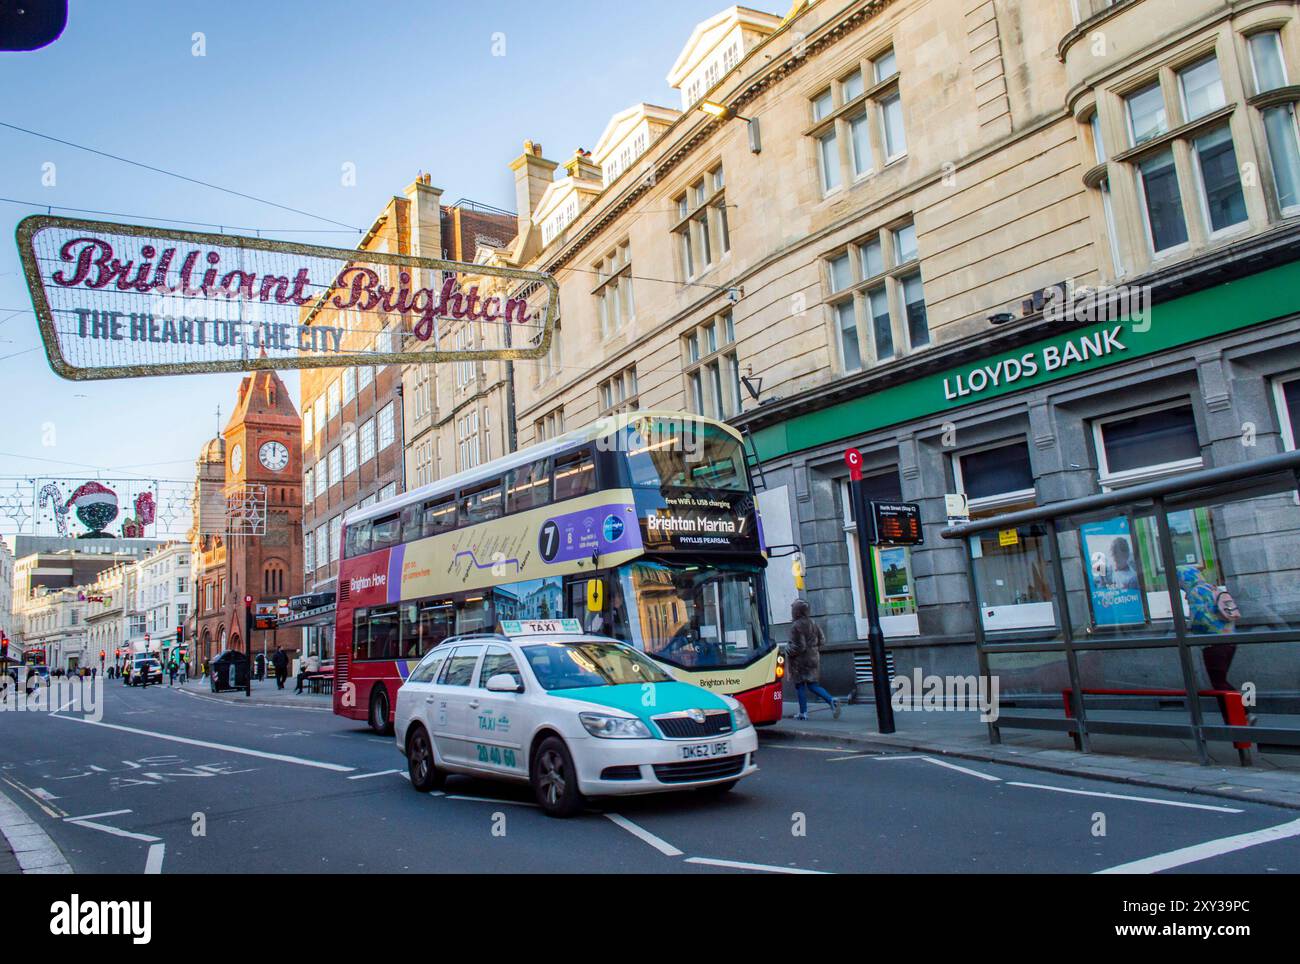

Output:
xmin=725 ymin=696 xmax=752 ymax=730
xmin=579 ymin=712 xmax=652 ymax=739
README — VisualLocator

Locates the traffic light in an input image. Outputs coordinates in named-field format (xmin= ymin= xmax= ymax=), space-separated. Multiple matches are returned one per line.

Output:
xmin=175 ymin=625 xmax=184 ymax=647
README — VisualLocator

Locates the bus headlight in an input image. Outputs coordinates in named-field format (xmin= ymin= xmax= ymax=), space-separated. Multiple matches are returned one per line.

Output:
xmin=579 ymin=712 xmax=652 ymax=739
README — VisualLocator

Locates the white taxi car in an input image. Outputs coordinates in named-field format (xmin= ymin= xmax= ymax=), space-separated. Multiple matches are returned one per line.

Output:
xmin=395 ymin=620 xmax=759 ymax=817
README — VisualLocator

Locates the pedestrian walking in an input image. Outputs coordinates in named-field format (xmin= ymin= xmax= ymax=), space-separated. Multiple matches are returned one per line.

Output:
xmin=271 ymin=646 xmax=289 ymax=690
xmin=168 ymin=658 xmax=178 ymax=686
xmin=1178 ymin=565 xmax=1242 ymax=690
xmin=787 ymin=598 xmax=840 ymax=721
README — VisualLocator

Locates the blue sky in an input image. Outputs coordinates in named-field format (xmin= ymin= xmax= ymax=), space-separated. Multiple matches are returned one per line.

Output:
xmin=0 ymin=0 xmax=732 ymax=528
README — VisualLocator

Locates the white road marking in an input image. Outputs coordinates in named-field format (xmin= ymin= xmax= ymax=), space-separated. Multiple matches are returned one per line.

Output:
xmin=31 ymin=787 xmax=59 ymax=802
xmin=1097 ymin=817 xmax=1300 ymax=874
xmin=685 ymin=856 xmax=829 ymax=875
xmin=605 ymin=813 xmax=684 ymax=857
xmin=145 ymin=843 xmax=165 ymax=875
xmin=445 ymin=794 xmax=538 ymax=807
xmin=67 ymin=818 xmax=160 ymax=843
xmin=347 ymin=769 xmax=403 ymax=781
xmin=831 ymin=753 xmax=926 ymax=763
xmin=50 ymin=714 xmax=355 ymax=772
xmin=0 ymin=785 xmax=73 ymax=874
xmin=64 ymin=809 xmax=132 ymax=822
xmin=762 ymin=744 xmax=854 ymax=753
xmin=920 ymin=757 xmax=1001 ymax=781
xmin=1008 ymin=782 xmax=1243 ymax=813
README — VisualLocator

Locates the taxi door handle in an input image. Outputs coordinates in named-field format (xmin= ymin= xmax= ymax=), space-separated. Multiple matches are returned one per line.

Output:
xmin=467 ymin=699 xmax=480 ymax=710
xmin=425 ymin=696 xmax=436 ymax=704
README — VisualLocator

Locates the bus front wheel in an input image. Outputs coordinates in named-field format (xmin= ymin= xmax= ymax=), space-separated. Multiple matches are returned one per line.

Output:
xmin=368 ymin=685 xmax=393 ymax=735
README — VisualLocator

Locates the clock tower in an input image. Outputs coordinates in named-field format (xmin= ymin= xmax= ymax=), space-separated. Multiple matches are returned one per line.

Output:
xmin=216 ymin=368 xmax=303 ymax=658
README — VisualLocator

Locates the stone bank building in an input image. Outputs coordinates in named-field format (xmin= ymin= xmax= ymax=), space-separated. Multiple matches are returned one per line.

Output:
xmin=487 ymin=0 xmax=1300 ymax=695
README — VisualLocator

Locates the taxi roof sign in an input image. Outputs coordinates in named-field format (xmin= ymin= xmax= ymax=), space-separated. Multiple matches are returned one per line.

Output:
xmin=501 ymin=619 xmax=583 ymax=636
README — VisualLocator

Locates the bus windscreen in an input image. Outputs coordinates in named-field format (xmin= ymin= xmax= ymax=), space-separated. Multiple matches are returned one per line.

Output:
xmin=623 ymin=416 xmax=748 ymax=491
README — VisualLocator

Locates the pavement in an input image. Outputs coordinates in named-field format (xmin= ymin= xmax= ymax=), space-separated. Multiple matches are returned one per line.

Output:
xmin=0 ymin=677 xmax=1298 ymax=874
xmin=772 ymin=698 xmax=1300 ymax=811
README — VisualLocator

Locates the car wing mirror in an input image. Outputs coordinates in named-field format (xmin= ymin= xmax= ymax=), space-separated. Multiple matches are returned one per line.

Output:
xmin=485 ymin=673 xmax=523 ymax=693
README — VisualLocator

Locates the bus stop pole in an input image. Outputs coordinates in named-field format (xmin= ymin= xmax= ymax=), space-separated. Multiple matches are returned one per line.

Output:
xmin=849 ymin=477 xmax=895 ymax=734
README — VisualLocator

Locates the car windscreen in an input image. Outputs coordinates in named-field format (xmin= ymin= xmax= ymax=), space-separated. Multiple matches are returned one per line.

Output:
xmin=521 ymin=641 xmax=672 ymax=691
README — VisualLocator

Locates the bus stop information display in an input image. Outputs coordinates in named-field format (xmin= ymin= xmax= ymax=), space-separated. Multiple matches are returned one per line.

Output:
xmin=870 ymin=501 xmax=923 ymax=546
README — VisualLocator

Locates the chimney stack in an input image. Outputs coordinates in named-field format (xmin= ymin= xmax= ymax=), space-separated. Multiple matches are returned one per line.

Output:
xmin=563 ymin=148 xmax=601 ymax=182
xmin=509 ymin=139 xmax=558 ymax=262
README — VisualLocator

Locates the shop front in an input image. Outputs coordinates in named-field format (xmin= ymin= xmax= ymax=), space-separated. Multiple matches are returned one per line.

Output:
xmin=743 ymin=235 xmax=1300 ymax=698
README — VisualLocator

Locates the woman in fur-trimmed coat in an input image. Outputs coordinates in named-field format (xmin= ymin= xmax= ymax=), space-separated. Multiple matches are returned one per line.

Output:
xmin=786 ymin=599 xmax=840 ymax=721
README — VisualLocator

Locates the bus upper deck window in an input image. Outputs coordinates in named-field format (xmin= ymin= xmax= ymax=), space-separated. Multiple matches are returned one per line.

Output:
xmin=345 ymin=522 xmax=372 ymax=558
xmin=371 ymin=514 xmax=402 ymax=550
xmin=506 ymin=458 xmax=552 ymax=513
xmin=461 ymin=480 xmax=505 ymax=525
xmin=554 ymin=449 xmax=595 ymax=501
xmin=422 ymin=495 xmax=457 ymax=538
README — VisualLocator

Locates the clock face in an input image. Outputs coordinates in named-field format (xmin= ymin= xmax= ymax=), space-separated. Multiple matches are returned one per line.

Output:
xmin=230 ymin=444 xmax=243 ymax=474
xmin=259 ymin=440 xmax=290 ymax=472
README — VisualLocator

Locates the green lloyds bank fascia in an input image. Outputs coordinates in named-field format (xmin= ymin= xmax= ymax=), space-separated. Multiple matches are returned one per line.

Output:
xmin=741 ymin=225 xmax=1300 ymax=463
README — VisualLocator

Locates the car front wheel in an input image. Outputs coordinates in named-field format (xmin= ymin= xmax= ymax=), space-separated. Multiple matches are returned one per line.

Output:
xmin=531 ymin=736 xmax=585 ymax=818
xmin=406 ymin=725 xmax=445 ymax=792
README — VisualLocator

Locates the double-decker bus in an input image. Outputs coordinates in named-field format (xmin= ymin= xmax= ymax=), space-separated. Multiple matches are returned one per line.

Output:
xmin=332 ymin=411 xmax=782 ymax=732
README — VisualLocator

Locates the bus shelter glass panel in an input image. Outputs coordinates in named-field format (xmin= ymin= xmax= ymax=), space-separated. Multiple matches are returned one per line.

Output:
xmin=983 ymin=648 xmax=1071 ymax=701
xmin=968 ymin=521 xmax=1059 ymax=635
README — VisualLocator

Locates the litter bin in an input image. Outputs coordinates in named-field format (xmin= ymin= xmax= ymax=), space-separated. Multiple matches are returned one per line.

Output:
xmin=209 ymin=650 xmax=250 ymax=693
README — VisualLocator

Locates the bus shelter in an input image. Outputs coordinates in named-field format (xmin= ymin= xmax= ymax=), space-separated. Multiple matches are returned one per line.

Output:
xmin=942 ymin=449 xmax=1300 ymax=765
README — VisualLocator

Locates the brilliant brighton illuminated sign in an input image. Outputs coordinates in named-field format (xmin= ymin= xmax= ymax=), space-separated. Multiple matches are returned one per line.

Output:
xmin=16 ymin=215 xmax=559 ymax=380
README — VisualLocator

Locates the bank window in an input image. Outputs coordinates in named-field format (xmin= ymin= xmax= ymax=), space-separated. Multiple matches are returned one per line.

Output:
xmin=955 ymin=440 xmax=1037 ymax=515
xmin=673 ymin=164 xmax=727 ymax=280
xmin=1192 ymin=125 xmax=1248 ymax=235
xmin=1126 ymin=82 xmax=1167 ymax=145
xmin=1250 ymin=30 xmax=1288 ymax=93
xmin=1273 ymin=376 xmax=1300 ymax=451
xmin=1137 ymin=149 xmax=1189 ymax=253
xmin=1178 ymin=56 xmax=1226 ymax=122
xmin=809 ymin=49 xmax=905 ymax=193
xmin=535 ymin=407 xmax=564 ymax=442
xmin=506 ymin=458 xmax=552 ymax=513
xmin=956 ymin=441 xmax=1056 ymax=631
xmin=840 ymin=472 xmax=918 ymax=639
xmin=824 ymin=220 xmax=926 ymax=371
xmin=599 ymin=366 xmax=639 ymax=416
xmin=1094 ymin=402 xmax=1203 ymax=488
xmin=593 ymin=241 xmax=634 ymax=338
xmin=554 ymin=448 xmax=595 ymax=501
xmin=683 ymin=311 xmax=742 ymax=420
